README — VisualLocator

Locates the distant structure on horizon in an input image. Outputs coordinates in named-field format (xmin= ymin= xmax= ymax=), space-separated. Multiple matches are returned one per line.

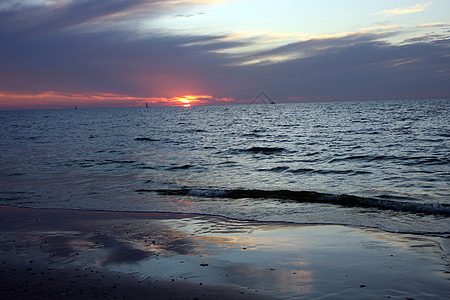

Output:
xmin=250 ymin=91 xmax=276 ymax=104
xmin=146 ymin=101 xmax=149 ymax=108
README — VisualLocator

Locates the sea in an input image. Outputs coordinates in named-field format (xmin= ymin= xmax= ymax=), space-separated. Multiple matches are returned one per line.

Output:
xmin=1 ymin=99 xmax=449 ymax=235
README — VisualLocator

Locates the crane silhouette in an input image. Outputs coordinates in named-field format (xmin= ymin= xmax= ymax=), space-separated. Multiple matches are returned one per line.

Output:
xmin=250 ymin=91 xmax=276 ymax=104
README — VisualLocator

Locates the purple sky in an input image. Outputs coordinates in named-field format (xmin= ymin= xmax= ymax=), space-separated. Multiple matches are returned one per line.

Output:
xmin=1 ymin=0 xmax=449 ymax=109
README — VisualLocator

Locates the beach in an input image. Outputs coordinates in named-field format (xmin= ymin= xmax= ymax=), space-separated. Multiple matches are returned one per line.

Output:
xmin=1 ymin=205 xmax=449 ymax=299
xmin=1 ymin=1 xmax=449 ymax=298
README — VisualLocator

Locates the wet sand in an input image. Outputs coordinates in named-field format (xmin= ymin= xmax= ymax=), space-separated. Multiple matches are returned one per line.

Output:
xmin=0 ymin=205 xmax=449 ymax=299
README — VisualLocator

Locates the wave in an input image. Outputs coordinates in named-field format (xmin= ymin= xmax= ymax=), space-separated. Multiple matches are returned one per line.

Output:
xmin=257 ymin=166 xmax=290 ymax=172
xmin=166 ymin=164 xmax=195 ymax=170
xmin=401 ymin=156 xmax=449 ymax=166
xmin=328 ymin=155 xmax=394 ymax=163
xmin=135 ymin=188 xmax=450 ymax=216
xmin=240 ymin=147 xmax=288 ymax=155
xmin=328 ymin=154 xmax=448 ymax=166
xmin=99 ymin=159 xmax=136 ymax=165
xmin=64 ymin=159 xmax=139 ymax=168
xmin=240 ymin=133 xmax=265 ymax=138
xmin=219 ymin=147 xmax=289 ymax=155
xmin=256 ymin=165 xmax=372 ymax=175
xmin=290 ymin=168 xmax=372 ymax=175
xmin=134 ymin=137 xmax=159 ymax=142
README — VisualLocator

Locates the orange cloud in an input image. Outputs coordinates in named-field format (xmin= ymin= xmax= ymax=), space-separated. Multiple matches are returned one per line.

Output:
xmin=0 ymin=91 xmax=149 ymax=110
xmin=0 ymin=91 xmax=239 ymax=110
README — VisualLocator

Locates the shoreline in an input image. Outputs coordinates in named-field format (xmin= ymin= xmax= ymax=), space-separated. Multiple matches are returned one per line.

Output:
xmin=1 ymin=205 xmax=449 ymax=299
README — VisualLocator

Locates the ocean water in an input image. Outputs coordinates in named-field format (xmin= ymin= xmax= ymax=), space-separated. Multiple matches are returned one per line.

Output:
xmin=1 ymin=99 xmax=449 ymax=234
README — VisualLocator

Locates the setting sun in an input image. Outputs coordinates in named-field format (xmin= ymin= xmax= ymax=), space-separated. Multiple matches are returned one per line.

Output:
xmin=175 ymin=95 xmax=204 ymax=107
xmin=177 ymin=97 xmax=191 ymax=107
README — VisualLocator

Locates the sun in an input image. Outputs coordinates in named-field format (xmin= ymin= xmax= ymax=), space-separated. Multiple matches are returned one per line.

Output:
xmin=183 ymin=100 xmax=191 ymax=107
xmin=173 ymin=95 xmax=216 ymax=107
xmin=177 ymin=96 xmax=195 ymax=107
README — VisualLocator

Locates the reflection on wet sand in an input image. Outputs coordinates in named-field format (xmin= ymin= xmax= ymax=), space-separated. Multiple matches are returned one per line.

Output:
xmin=0 ymin=206 xmax=449 ymax=299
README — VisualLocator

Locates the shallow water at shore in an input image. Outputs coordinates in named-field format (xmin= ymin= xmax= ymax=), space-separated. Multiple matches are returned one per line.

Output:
xmin=1 ymin=206 xmax=449 ymax=299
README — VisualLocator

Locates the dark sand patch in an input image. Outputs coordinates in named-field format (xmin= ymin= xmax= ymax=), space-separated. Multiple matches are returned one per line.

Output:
xmin=0 ymin=252 xmax=269 ymax=300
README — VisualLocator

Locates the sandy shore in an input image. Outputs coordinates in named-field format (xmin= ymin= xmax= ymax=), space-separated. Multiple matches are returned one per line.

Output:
xmin=0 ymin=205 xmax=449 ymax=299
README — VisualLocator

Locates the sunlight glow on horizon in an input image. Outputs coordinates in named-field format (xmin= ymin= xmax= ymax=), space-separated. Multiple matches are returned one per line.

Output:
xmin=0 ymin=91 xmax=241 ymax=110
xmin=175 ymin=95 xmax=196 ymax=106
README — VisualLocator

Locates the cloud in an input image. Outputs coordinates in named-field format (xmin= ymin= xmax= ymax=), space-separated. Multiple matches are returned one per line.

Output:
xmin=0 ymin=0 xmax=225 ymax=34
xmin=0 ymin=91 xmax=239 ymax=110
xmin=418 ymin=22 xmax=450 ymax=27
xmin=0 ymin=1 xmax=449 ymax=110
xmin=0 ymin=91 xmax=149 ymax=110
xmin=223 ymin=31 xmax=450 ymax=100
xmin=228 ymin=31 xmax=395 ymax=66
xmin=379 ymin=2 xmax=432 ymax=16
xmin=0 ymin=25 xmax=246 ymax=96
xmin=1 ymin=24 xmax=449 ymax=107
xmin=0 ymin=0 xmax=167 ymax=35
xmin=205 ymin=26 xmax=412 ymax=66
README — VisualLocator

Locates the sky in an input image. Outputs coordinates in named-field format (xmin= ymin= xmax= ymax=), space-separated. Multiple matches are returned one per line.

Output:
xmin=0 ymin=0 xmax=449 ymax=109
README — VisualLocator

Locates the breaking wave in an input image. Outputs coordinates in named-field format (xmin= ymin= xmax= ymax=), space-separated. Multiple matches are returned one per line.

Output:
xmin=136 ymin=188 xmax=450 ymax=216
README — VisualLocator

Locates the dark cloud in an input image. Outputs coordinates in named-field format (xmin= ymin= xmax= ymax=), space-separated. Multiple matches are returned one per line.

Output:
xmin=0 ymin=2 xmax=449 ymax=106
xmin=0 ymin=26 xmax=245 ymax=96
xmin=236 ymin=35 xmax=450 ymax=100
xmin=0 ymin=0 xmax=163 ymax=34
